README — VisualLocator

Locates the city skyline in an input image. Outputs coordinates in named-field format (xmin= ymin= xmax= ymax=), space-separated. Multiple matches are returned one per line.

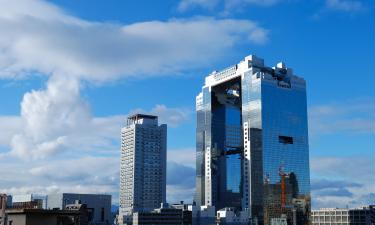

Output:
xmin=0 ymin=0 xmax=374 ymax=211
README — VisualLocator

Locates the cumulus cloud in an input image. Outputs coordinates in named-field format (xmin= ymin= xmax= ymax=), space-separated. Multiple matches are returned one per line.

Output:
xmin=1 ymin=100 xmax=191 ymax=160
xmin=0 ymin=0 xmax=268 ymax=161
xmin=0 ymin=0 xmax=270 ymax=205
xmin=0 ymin=116 xmax=22 ymax=147
xmin=0 ymin=0 xmax=268 ymax=80
xmin=8 ymin=75 xmax=88 ymax=159
xmin=309 ymin=98 xmax=375 ymax=135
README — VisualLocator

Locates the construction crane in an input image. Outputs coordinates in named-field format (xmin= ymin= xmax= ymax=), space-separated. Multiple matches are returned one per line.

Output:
xmin=279 ymin=166 xmax=287 ymax=210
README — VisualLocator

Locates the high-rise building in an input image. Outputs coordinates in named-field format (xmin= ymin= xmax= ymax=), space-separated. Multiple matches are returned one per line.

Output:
xmin=195 ymin=55 xmax=311 ymax=225
xmin=119 ymin=114 xmax=167 ymax=224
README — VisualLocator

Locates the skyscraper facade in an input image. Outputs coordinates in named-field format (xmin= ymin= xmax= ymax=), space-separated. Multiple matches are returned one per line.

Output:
xmin=195 ymin=55 xmax=310 ymax=225
xmin=119 ymin=114 xmax=167 ymax=223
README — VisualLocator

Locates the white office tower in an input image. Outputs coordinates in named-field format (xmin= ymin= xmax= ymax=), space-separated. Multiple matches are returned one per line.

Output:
xmin=119 ymin=114 xmax=167 ymax=225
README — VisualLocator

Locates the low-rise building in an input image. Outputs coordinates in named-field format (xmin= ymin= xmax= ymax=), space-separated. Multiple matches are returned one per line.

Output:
xmin=5 ymin=208 xmax=84 ymax=225
xmin=133 ymin=207 xmax=182 ymax=225
xmin=12 ymin=195 xmax=47 ymax=209
xmin=47 ymin=193 xmax=111 ymax=225
xmin=216 ymin=208 xmax=249 ymax=225
xmin=1 ymin=194 xmax=7 ymax=225
xmin=312 ymin=206 xmax=375 ymax=225
xmin=190 ymin=205 xmax=216 ymax=225
xmin=170 ymin=202 xmax=193 ymax=225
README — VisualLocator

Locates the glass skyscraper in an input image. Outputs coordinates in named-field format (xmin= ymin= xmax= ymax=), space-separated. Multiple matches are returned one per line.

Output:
xmin=195 ymin=55 xmax=310 ymax=225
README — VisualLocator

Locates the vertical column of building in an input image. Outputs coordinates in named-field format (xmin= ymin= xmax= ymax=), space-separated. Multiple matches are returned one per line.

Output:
xmin=195 ymin=86 xmax=212 ymax=207
xmin=119 ymin=122 xmax=136 ymax=218
xmin=204 ymin=147 xmax=212 ymax=206
xmin=159 ymin=124 xmax=167 ymax=205
xmin=195 ymin=92 xmax=204 ymax=206
xmin=242 ymin=122 xmax=251 ymax=216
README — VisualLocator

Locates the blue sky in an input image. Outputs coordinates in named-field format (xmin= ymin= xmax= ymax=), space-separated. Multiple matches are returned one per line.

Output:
xmin=0 ymin=0 xmax=374 ymax=208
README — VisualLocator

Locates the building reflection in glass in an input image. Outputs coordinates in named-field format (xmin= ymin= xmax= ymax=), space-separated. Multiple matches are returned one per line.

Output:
xmin=195 ymin=55 xmax=311 ymax=225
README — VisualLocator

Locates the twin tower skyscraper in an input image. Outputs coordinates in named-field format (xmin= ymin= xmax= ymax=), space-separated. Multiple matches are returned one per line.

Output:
xmin=119 ymin=55 xmax=311 ymax=225
xmin=195 ymin=55 xmax=310 ymax=225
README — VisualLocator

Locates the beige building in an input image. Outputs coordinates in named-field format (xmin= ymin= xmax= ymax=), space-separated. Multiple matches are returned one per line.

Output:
xmin=5 ymin=208 xmax=84 ymax=225
xmin=311 ymin=206 xmax=375 ymax=225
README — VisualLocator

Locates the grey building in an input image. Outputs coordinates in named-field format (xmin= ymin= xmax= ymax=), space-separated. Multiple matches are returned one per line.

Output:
xmin=119 ymin=114 xmax=167 ymax=224
xmin=312 ymin=206 xmax=375 ymax=225
xmin=195 ymin=55 xmax=310 ymax=225
xmin=47 ymin=193 xmax=111 ymax=225
xmin=133 ymin=206 xmax=183 ymax=225
xmin=11 ymin=195 xmax=47 ymax=209
xmin=170 ymin=202 xmax=193 ymax=225
xmin=1 ymin=194 xmax=7 ymax=225
xmin=190 ymin=205 xmax=216 ymax=225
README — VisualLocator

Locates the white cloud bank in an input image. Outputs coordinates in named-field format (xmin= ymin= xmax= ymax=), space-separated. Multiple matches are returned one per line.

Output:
xmin=0 ymin=0 xmax=268 ymax=160
xmin=0 ymin=0 xmax=268 ymax=202
xmin=311 ymin=155 xmax=375 ymax=208
xmin=309 ymin=98 xmax=375 ymax=135
xmin=0 ymin=0 xmax=268 ymax=81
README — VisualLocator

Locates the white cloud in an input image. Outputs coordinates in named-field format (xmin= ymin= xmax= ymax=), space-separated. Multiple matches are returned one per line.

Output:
xmin=0 ymin=0 xmax=268 ymax=159
xmin=0 ymin=0 xmax=270 ymax=205
xmin=168 ymin=148 xmax=196 ymax=167
xmin=325 ymin=0 xmax=365 ymax=12
xmin=7 ymin=75 xmax=89 ymax=160
xmin=177 ymin=0 xmax=282 ymax=14
xmin=0 ymin=98 xmax=191 ymax=160
xmin=0 ymin=152 xmax=196 ymax=205
xmin=0 ymin=155 xmax=119 ymax=201
xmin=130 ymin=105 xmax=192 ymax=128
xmin=0 ymin=116 xmax=22 ymax=147
xmin=0 ymin=0 xmax=268 ymax=80
xmin=311 ymin=156 xmax=375 ymax=208
xmin=309 ymin=98 xmax=375 ymax=135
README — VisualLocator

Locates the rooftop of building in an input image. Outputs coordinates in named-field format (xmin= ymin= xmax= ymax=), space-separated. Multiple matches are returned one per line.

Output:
xmin=53 ymin=193 xmax=111 ymax=196
xmin=5 ymin=208 xmax=80 ymax=215
xmin=312 ymin=205 xmax=375 ymax=211
xmin=127 ymin=114 xmax=157 ymax=120
xmin=201 ymin=54 xmax=305 ymax=90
